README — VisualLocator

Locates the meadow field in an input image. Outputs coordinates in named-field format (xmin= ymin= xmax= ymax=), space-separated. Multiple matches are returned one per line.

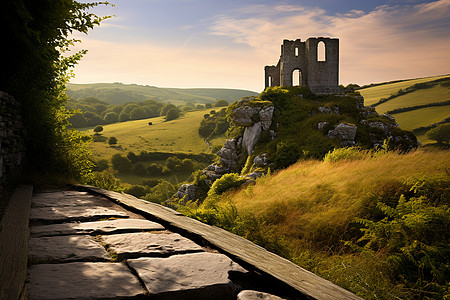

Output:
xmin=82 ymin=109 xmax=226 ymax=162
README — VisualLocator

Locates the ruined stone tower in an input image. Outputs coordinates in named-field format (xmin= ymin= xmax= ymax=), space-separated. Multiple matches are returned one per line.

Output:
xmin=264 ymin=37 xmax=339 ymax=95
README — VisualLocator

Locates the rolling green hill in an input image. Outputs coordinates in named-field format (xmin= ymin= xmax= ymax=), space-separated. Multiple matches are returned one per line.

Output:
xmin=358 ymin=75 xmax=450 ymax=143
xmin=66 ymin=82 xmax=258 ymax=105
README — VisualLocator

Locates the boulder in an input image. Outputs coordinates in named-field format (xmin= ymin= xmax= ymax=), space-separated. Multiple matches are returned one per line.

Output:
xmin=327 ymin=123 xmax=357 ymax=141
xmin=317 ymin=121 xmax=328 ymax=131
xmin=232 ymin=106 xmax=261 ymax=127
xmin=175 ymin=183 xmax=197 ymax=201
xmin=259 ymin=106 xmax=274 ymax=130
xmin=237 ymin=290 xmax=287 ymax=300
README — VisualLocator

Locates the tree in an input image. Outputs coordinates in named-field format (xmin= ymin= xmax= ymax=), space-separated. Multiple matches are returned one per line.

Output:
xmin=103 ymin=112 xmax=118 ymax=123
xmin=111 ymin=154 xmax=132 ymax=172
xmin=165 ymin=108 xmax=180 ymax=121
xmin=93 ymin=125 xmax=103 ymax=134
xmin=427 ymin=124 xmax=450 ymax=144
xmin=108 ymin=136 xmax=118 ymax=145
xmin=129 ymin=107 xmax=147 ymax=120
xmin=119 ymin=111 xmax=129 ymax=122
xmin=160 ymin=104 xmax=177 ymax=117
xmin=215 ymin=99 xmax=228 ymax=107
xmin=0 ymin=0 xmax=111 ymax=181
xmin=205 ymin=103 xmax=213 ymax=109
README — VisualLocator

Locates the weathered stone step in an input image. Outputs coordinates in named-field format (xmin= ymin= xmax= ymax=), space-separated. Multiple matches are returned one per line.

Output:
xmin=102 ymin=232 xmax=205 ymax=259
xmin=28 ymin=235 xmax=111 ymax=264
xmin=127 ymin=252 xmax=248 ymax=300
xmin=31 ymin=218 xmax=165 ymax=237
xmin=30 ymin=206 xmax=130 ymax=224
xmin=27 ymin=262 xmax=146 ymax=299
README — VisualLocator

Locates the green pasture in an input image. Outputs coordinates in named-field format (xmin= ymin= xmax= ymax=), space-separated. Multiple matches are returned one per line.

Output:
xmin=82 ymin=109 xmax=226 ymax=162
xmin=359 ymin=75 xmax=449 ymax=106
xmin=390 ymin=106 xmax=450 ymax=131
xmin=375 ymin=85 xmax=450 ymax=114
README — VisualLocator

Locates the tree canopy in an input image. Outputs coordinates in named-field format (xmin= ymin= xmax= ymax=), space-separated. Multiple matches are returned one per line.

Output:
xmin=0 ymin=0 xmax=111 ymax=179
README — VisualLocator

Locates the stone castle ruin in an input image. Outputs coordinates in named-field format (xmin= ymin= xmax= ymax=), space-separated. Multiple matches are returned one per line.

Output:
xmin=265 ymin=37 xmax=340 ymax=94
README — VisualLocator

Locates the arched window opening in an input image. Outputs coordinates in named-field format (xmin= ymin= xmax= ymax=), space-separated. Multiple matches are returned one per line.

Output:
xmin=268 ymin=75 xmax=272 ymax=87
xmin=295 ymin=47 xmax=299 ymax=57
xmin=292 ymin=69 xmax=302 ymax=86
xmin=317 ymin=41 xmax=326 ymax=61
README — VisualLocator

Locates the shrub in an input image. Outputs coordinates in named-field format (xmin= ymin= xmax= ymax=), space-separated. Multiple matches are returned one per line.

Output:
xmin=84 ymin=171 xmax=122 ymax=192
xmin=273 ymin=141 xmax=301 ymax=169
xmin=108 ymin=136 xmax=118 ymax=145
xmin=142 ymin=180 xmax=176 ymax=203
xmin=160 ymin=104 xmax=177 ymax=116
xmin=215 ymin=99 xmax=228 ymax=107
xmin=93 ymin=159 xmax=108 ymax=172
xmin=129 ymin=107 xmax=147 ymax=120
xmin=124 ymin=185 xmax=149 ymax=198
xmin=93 ymin=125 xmax=103 ymax=134
xmin=133 ymin=163 xmax=147 ymax=176
xmin=126 ymin=151 xmax=139 ymax=163
xmin=103 ymin=112 xmax=118 ymax=123
xmin=142 ymin=179 xmax=161 ymax=188
xmin=196 ymin=104 xmax=205 ymax=109
xmin=111 ymin=154 xmax=132 ymax=172
xmin=208 ymin=173 xmax=246 ymax=197
xmin=166 ymin=156 xmax=182 ymax=172
xmin=205 ymin=103 xmax=213 ymax=109
xmin=146 ymin=163 xmax=163 ymax=175
xmin=427 ymin=123 xmax=450 ymax=144
xmin=165 ymin=108 xmax=180 ymax=121
xmin=323 ymin=147 xmax=370 ymax=162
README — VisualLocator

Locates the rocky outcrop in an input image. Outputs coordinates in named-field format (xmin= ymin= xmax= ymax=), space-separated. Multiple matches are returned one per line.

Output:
xmin=327 ymin=123 xmax=358 ymax=146
xmin=242 ymin=122 xmax=262 ymax=155
xmin=174 ymin=183 xmax=197 ymax=201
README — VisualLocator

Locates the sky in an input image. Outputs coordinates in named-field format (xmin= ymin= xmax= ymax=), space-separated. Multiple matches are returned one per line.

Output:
xmin=69 ymin=0 xmax=450 ymax=92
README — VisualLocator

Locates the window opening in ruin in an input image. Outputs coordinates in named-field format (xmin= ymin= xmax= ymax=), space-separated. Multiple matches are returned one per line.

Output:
xmin=292 ymin=69 xmax=302 ymax=86
xmin=317 ymin=41 xmax=326 ymax=61
xmin=268 ymin=75 xmax=272 ymax=87
xmin=295 ymin=47 xmax=299 ymax=57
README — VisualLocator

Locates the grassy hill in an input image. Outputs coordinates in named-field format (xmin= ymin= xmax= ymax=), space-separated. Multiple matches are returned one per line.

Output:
xmin=179 ymin=148 xmax=450 ymax=299
xmin=358 ymin=75 xmax=450 ymax=143
xmin=67 ymin=82 xmax=258 ymax=105
xmin=81 ymin=109 xmax=226 ymax=185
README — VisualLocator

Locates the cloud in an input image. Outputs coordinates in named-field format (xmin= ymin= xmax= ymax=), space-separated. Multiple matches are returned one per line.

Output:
xmin=210 ymin=0 xmax=450 ymax=85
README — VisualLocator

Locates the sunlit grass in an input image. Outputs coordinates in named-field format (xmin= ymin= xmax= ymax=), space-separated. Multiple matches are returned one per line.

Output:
xmin=391 ymin=106 xmax=450 ymax=131
xmin=359 ymin=75 xmax=449 ymax=106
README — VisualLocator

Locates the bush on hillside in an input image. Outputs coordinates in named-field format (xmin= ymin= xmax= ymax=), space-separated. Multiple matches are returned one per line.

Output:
xmin=427 ymin=123 xmax=450 ymax=144
xmin=215 ymin=99 xmax=228 ymax=107
xmin=111 ymin=154 xmax=131 ymax=172
xmin=103 ymin=112 xmax=118 ymax=123
xmin=165 ymin=107 xmax=180 ymax=121
xmin=208 ymin=173 xmax=247 ymax=197
xmin=108 ymin=136 xmax=118 ymax=145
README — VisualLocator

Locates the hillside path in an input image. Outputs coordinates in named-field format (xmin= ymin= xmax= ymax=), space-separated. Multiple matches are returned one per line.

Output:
xmin=26 ymin=188 xmax=289 ymax=300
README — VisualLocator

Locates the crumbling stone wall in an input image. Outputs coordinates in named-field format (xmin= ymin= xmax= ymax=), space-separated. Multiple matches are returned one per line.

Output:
xmin=265 ymin=37 xmax=340 ymax=95
xmin=0 ymin=91 xmax=25 ymax=193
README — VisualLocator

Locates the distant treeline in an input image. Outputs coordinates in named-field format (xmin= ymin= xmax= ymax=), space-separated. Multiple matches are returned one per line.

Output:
xmin=371 ymin=77 xmax=450 ymax=107
xmin=67 ymin=97 xmax=228 ymax=128
xmin=387 ymin=100 xmax=450 ymax=115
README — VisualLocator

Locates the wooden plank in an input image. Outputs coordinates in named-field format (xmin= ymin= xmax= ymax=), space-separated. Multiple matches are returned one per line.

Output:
xmin=74 ymin=185 xmax=362 ymax=300
xmin=0 ymin=185 xmax=33 ymax=300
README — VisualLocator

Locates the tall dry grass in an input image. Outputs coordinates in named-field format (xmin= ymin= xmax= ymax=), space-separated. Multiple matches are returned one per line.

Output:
xmin=230 ymin=149 xmax=450 ymax=250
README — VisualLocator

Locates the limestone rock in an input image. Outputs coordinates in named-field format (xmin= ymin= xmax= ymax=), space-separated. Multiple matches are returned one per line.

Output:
xmin=317 ymin=121 xmax=328 ymax=131
xmin=242 ymin=122 xmax=262 ymax=155
xmin=174 ymin=183 xmax=197 ymax=201
xmin=27 ymin=262 xmax=146 ymax=299
xmin=30 ymin=206 xmax=129 ymax=223
xmin=232 ymin=106 xmax=261 ymax=127
xmin=102 ymin=232 xmax=204 ymax=259
xmin=127 ymin=252 xmax=248 ymax=300
xmin=28 ymin=235 xmax=110 ymax=263
xmin=253 ymin=153 xmax=268 ymax=167
xmin=327 ymin=123 xmax=357 ymax=147
xmin=259 ymin=106 xmax=274 ymax=130
xmin=237 ymin=290 xmax=287 ymax=300
xmin=30 ymin=219 xmax=165 ymax=237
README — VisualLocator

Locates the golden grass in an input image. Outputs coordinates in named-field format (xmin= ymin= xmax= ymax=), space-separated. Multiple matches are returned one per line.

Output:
xmin=229 ymin=149 xmax=450 ymax=248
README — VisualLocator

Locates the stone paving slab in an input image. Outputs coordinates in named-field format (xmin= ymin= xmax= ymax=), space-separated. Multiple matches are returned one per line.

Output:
xmin=28 ymin=235 xmax=110 ymax=264
xmin=31 ymin=219 xmax=165 ymax=237
xmin=27 ymin=262 xmax=146 ymax=299
xmin=30 ymin=206 xmax=129 ymax=223
xmin=32 ymin=193 xmax=99 ymax=208
xmin=102 ymin=232 xmax=204 ymax=259
xmin=127 ymin=252 xmax=248 ymax=300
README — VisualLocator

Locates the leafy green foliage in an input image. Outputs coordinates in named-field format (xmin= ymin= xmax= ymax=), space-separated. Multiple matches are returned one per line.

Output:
xmin=108 ymin=136 xmax=117 ymax=145
xmin=207 ymin=173 xmax=247 ymax=197
xmin=0 ymin=0 xmax=111 ymax=180
xmin=354 ymin=176 xmax=450 ymax=298
xmin=214 ymin=99 xmax=228 ymax=107
xmin=165 ymin=107 xmax=180 ymax=121
xmin=198 ymin=108 xmax=229 ymax=139
xmin=93 ymin=125 xmax=103 ymax=133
